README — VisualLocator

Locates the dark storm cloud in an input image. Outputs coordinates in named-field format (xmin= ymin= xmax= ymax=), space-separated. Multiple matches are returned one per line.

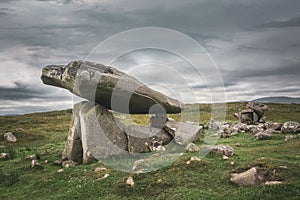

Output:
xmin=0 ymin=0 xmax=300 ymax=114
xmin=0 ymin=81 xmax=71 ymax=101
xmin=0 ymin=84 xmax=44 ymax=100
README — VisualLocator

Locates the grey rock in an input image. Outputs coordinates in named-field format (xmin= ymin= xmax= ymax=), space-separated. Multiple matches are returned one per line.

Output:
xmin=185 ymin=143 xmax=200 ymax=152
xmin=217 ymin=129 xmax=225 ymax=138
xmin=207 ymin=118 xmax=222 ymax=129
xmin=207 ymin=144 xmax=234 ymax=156
xmin=126 ymin=176 xmax=135 ymax=186
xmin=62 ymin=160 xmax=77 ymax=168
xmin=62 ymin=102 xmax=84 ymax=163
xmin=233 ymin=123 xmax=248 ymax=132
xmin=3 ymin=132 xmax=17 ymax=142
xmin=97 ymin=174 xmax=110 ymax=180
xmin=94 ymin=167 xmax=108 ymax=173
xmin=265 ymin=122 xmax=282 ymax=131
xmin=53 ymin=160 xmax=63 ymax=166
xmin=230 ymin=167 xmax=264 ymax=186
xmin=126 ymin=125 xmax=172 ymax=153
xmin=186 ymin=156 xmax=201 ymax=164
xmin=263 ymin=129 xmax=280 ymax=134
xmin=284 ymin=134 xmax=297 ymax=141
xmin=254 ymin=132 xmax=272 ymax=140
xmin=281 ymin=121 xmax=300 ymax=133
xmin=218 ymin=124 xmax=232 ymax=137
xmin=246 ymin=125 xmax=256 ymax=132
xmin=252 ymin=126 xmax=265 ymax=134
xmin=41 ymin=60 xmax=182 ymax=114
xmin=27 ymin=154 xmax=38 ymax=160
xmin=0 ymin=153 xmax=9 ymax=159
xmin=265 ymin=181 xmax=283 ymax=185
xmin=230 ymin=127 xmax=239 ymax=134
xmin=79 ymin=102 xmax=128 ymax=163
xmin=31 ymin=159 xmax=40 ymax=168
xmin=62 ymin=101 xmax=128 ymax=163
xmin=257 ymin=123 xmax=266 ymax=129
xmin=235 ymin=143 xmax=241 ymax=147
xmin=164 ymin=119 xmax=202 ymax=145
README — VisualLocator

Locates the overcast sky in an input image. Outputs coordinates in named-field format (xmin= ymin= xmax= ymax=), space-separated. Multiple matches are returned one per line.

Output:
xmin=0 ymin=0 xmax=299 ymax=115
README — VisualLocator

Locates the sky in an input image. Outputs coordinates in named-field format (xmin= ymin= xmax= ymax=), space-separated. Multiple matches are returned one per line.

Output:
xmin=0 ymin=0 xmax=299 ymax=115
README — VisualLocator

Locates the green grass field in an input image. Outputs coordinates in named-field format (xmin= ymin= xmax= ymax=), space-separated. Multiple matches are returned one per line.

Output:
xmin=0 ymin=103 xmax=299 ymax=199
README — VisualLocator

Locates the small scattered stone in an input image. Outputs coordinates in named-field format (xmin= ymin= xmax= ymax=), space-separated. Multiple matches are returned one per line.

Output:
xmin=157 ymin=179 xmax=163 ymax=183
xmin=265 ymin=181 xmax=283 ymax=185
xmin=16 ymin=128 xmax=25 ymax=132
xmin=62 ymin=160 xmax=77 ymax=168
xmin=97 ymin=174 xmax=110 ymax=180
xmin=94 ymin=167 xmax=108 ymax=173
xmin=235 ymin=143 xmax=241 ymax=147
xmin=126 ymin=176 xmax=135 ymax=186
xmin=254 ymin=132 xmax=272 ymax=140
xmin=187 ymin=156 xmax=201 ymax=164
xmin=230 ymin=161 xmax=235 ymax=165
xmin=185 ymin=143 xmax=200 ymax=152
xmin=223 ymin=155 xmax=229 ymax=160
xmin=0 ymin=153 xmax=9 ymax=159
xmin=152 ymin=145 xmax=166 ymax=152
xmin=31 ymin=159 xmax=40 ymax=168
xmin=53 ymin=160 xmax=63 ymax=166
xmin=284 ymin=134 xmax=297 ymax=141
xmin=57 ymin=169 xmax=64 ymax=173
xmin=190 ymin=156 xmax=201 ymax=161
xmin=3 ymin=132 xmax=17 ymax=142
xmin=230 ymin=167 xmax=264 ymax=186
xmin=278 ymin=165 xmax=288 ymax=169
xmin=207 ymin=144 xmax=234 ymax=156
xmin=252 ymin=126 xmax=265 ymax=134
xmin=28 ymin=154 xmax=38 ymax=160
xmin=44 ymin=160 xmax=50 ymax=163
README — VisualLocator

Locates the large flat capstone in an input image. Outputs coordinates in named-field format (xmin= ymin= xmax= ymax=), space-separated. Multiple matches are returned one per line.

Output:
xmin=41 ymin=60 xmax=183 ymax=114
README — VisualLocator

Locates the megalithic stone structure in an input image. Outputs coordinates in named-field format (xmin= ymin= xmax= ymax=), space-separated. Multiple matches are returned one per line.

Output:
xmin=41 ymin=60 xmax=183 ymax=114
xmin=41 ymin=60 xmax=202 ymax=166
xmin=233 ymin=102 xmax=268 ymax=124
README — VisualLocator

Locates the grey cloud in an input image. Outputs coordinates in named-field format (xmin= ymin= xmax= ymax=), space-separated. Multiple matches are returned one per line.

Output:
xmin=0 ymin=7 xmax=14 ymax=16
xmin=0 ymin=81 xmax=50 ymax=100
xmin=1 ymin=0 xmax=300 ymax=114
xmin=259 ymin=15 xmax=300 ymax=29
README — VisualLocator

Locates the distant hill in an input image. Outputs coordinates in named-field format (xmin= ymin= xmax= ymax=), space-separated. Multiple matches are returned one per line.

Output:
xmin=253 ymin=96 xmax=300 ymax=104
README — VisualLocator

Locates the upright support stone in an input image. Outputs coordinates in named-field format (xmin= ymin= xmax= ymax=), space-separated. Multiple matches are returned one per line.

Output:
xmin=62 ymin=102 xmax=84 ymax=163
xmin=79 ymin=102 xmax=128 ymax=163
xmin=62 ymin=101 xmax=128 ymax=164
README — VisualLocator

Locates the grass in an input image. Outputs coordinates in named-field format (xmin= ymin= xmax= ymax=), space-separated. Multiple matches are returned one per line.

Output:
xmin=0 ymin=103 xmax=299 ymax=199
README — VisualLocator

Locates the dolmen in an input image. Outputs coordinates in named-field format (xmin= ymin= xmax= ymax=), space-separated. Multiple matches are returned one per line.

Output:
xmin=41 ymin=60 xmax=202 ymax=164
xmin=234 ymin=102 xmax=268 ymax=124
